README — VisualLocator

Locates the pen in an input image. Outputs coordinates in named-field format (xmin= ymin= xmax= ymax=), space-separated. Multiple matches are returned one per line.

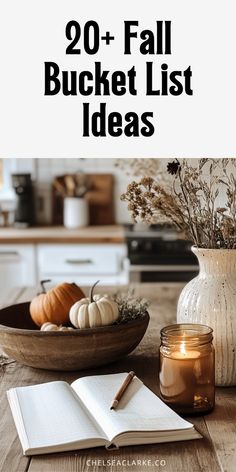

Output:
xmin=110 ymin=371 xmax=135 ymax=410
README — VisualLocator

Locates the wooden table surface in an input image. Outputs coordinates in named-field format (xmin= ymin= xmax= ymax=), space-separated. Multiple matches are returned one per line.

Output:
xmin=0 ymin=284 xmax=236 ymax=472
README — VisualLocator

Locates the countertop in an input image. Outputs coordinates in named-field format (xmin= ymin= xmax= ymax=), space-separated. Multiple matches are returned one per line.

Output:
xmin=0 ymin=284 xmax=235 ymax=472
xmin=0 ymin=225 xmax=125 ymax=244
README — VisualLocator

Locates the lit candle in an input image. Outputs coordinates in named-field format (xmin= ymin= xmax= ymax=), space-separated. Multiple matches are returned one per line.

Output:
xmin=159 ymin=324 xmax=215 ymax=415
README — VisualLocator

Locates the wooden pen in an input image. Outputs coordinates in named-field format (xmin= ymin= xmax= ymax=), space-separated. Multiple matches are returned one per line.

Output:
xmin=110 ymin=371 xmax=135 ymax=410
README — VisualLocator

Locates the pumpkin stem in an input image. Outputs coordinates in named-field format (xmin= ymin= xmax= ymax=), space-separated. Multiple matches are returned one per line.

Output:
xmin=89 ymin=280 xmax=100 ymax=303
xmin=39 ymin=279 xmax=51 ymax=294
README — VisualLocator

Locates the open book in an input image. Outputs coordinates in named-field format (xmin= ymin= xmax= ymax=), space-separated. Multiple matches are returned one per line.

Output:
xmin=7 ymin=372 xmax=201 ymax=455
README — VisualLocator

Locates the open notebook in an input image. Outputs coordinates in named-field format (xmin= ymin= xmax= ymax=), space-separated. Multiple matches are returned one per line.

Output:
xmin=7 ymin=372 xmax=201 ymax=455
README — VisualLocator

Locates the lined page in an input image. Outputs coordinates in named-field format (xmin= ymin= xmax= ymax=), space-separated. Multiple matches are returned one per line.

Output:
xmin=8 ymin=381 xmax=107 ymax=451
xmin=72 ymin=373 xmax=193 ymax=442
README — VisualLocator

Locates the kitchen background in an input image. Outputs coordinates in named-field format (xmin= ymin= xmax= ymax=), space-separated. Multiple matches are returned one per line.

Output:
xmin=0 ymin=158 xmax=227 ymax=300
xmin=0 ymin=158 xmax=134 ymax=225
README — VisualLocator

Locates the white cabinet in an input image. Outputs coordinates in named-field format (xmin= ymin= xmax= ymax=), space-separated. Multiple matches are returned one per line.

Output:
xmin=0 ymin=241 xmax=128 ymax=299
xmin=0 ymin=245 xmax=36 ymax=303
xmin=37 ymin=244 xmax=128 ymax=286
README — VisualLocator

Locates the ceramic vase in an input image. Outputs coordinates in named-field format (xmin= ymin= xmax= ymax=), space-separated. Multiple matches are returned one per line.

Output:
xmin=177 ymin=247 xmax=236 ymax=386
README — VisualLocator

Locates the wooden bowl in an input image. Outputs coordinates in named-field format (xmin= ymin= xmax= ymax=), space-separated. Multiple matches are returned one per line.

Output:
xmin=0 ymin=302 xmax=149 ymax=371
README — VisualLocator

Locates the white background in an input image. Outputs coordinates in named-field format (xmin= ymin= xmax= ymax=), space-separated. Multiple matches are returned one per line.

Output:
xmin=0 ymin=0 xmax=235 ymax=158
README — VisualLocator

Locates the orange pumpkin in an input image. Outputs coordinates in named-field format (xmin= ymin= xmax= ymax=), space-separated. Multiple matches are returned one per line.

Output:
xmin=30 ymin=280 xmax=85 ymax=327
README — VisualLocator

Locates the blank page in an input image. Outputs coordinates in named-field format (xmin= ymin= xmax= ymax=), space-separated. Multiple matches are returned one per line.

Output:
xmin=8 ymin=381 xmax=107 ymax=451
xmin=72 ymin=373 xmax=193 ymax=441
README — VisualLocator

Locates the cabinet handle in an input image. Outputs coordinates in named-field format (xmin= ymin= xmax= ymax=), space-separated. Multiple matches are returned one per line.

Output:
xmin=0 ymin=251 xmax=19 ymax=256
xmin=65 ymin=259 xmax=93 ymax=265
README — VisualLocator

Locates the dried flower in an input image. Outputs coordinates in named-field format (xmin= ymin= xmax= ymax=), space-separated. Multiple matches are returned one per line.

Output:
xmin=167 ymin=159 xmax=181 ymax=175
xmin=112 ymin=290 xmax=150 ymax=324
xmin=121 ymin=158 xmax=236 ymax=249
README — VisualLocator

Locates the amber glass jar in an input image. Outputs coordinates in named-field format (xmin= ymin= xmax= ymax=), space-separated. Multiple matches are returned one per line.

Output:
xmin=159 ymin=324 xmax=215 ymax=415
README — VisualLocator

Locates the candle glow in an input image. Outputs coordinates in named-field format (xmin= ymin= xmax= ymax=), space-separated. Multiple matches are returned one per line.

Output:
xmin=180 ymin=341 xmax=186 ymax=356
xmin=159 ymin=324 xmax=215 ymax=415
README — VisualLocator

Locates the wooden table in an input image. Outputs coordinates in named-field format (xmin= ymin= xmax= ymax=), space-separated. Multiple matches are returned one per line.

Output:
xmin=0 ymin=285 xmax=236 ymax=472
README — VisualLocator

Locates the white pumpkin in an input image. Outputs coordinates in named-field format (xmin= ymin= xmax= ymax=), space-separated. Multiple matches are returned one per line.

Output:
xmin=40 ymin=322 xmax=74 ymax=332
xmin=69 ymin=281 xmax=119 ymax=329
xmin=58 ymin=326 xmax=74 ymax=331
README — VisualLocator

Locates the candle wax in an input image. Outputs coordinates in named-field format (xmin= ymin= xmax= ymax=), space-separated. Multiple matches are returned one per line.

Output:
xmin=171 ymin=350 xmax=200 ymax=359
xmin=159 ymin=349 xmax=214 ymax=414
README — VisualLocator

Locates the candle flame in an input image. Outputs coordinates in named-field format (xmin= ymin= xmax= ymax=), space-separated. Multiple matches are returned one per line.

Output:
xmin=180 ymin=342 xmax=186 ymax=355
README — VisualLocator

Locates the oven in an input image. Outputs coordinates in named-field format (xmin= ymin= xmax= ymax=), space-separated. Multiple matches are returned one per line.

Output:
xmin=125 ymin=224 xmax=199 ymax=283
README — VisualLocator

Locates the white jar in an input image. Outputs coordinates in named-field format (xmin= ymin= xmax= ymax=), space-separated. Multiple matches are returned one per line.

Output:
xmin=63 ymin=198 xmax=88 ymax=228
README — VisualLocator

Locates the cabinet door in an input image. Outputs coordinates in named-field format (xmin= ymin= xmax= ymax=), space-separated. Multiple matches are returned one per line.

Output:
xmin=0 ymin=245 xmax=36 ymax=302
xmin=37 ymin=244 xmax=128 ymax=285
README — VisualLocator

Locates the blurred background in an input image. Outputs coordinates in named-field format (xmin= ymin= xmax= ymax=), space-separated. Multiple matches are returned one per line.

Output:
xmin=0 ymin=158 xmax=201 ymax=299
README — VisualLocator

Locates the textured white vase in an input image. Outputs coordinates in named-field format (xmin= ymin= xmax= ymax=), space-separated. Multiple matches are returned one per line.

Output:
xmin=177 ymin=247 xmax=236 ymax=386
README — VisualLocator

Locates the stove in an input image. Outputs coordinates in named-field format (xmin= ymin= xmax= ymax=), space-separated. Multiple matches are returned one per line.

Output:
xmin=124 ymin=224 xmax=199 ymax=283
